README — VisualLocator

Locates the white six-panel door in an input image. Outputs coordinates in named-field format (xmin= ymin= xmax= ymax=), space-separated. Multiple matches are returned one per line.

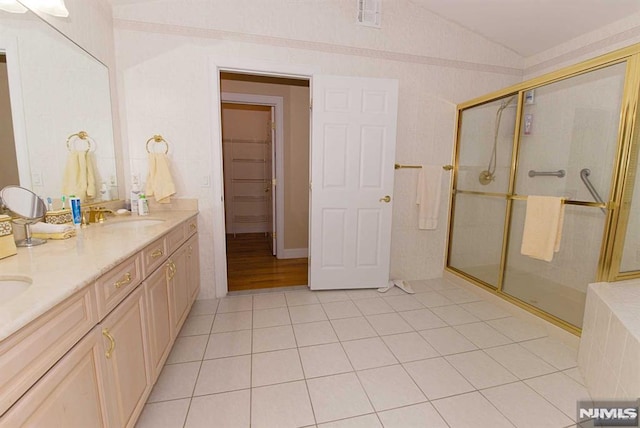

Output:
xmin=309 ymin=75 xmax=398 ymax=290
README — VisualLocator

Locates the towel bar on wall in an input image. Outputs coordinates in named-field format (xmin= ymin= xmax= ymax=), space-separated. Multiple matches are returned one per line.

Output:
xmin=528 ymin=169 xmax=565 ymax=178
xmin=394 ymin=163 xmax=453 ymax=170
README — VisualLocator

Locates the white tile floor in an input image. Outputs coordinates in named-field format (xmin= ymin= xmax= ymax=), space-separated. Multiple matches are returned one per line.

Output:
xmin=136 ymin=279 xmax=590 ymax=428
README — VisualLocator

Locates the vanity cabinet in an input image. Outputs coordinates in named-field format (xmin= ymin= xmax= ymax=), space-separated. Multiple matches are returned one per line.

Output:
xmin=168 ymin=244 xmax=190 ymax=336
xmin=0 ymin=214 xmax=200 ymax=426
xmin=145 ymin=263 xmax=173 ymax=380
xmin=0 ymin=328 xmax=108 ymax=427
xmin=0 ymin=286 xmax=97 ymax=416
xmin=187 ymin=235 xmax=200 ymax=302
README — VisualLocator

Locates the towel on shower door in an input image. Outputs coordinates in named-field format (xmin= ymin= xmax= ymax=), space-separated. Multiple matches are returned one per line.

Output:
xmin=520 ymin=196 xmax=565 ymax=262
xmin=416 ymin=165 xmax=442 ymax=230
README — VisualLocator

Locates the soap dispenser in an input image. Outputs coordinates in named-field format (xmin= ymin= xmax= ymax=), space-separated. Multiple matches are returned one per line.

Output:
xmin=137 ymin=194 xmax=149 ymax=216
xmin=130 ymin=176 xmax=141 ymax=215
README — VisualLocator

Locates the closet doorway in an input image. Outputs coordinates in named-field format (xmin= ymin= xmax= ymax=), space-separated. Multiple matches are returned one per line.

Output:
xmin=220 ymin=72 xmax=310 ymax=292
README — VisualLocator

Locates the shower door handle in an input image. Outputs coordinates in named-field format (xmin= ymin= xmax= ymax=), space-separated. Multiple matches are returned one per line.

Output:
xmin=379 ymin=195 xmax=391 ymax=203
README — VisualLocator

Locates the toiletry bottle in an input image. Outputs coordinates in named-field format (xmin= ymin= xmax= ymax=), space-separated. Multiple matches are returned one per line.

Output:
xmin=100 ymin=182 xmax=108 ymax=201
xmin=69 ymin=195 xmax=82 ymax=226
xmin=130 ymin=176 xmax=140 ymax=215
xmin=138 ymin=194 xmax=150 ymax=216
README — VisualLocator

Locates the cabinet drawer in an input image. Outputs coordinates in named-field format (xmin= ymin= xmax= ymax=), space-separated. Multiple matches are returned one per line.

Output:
xmin=0 ymin=286 xmax=97 ymax=415
xmin=142 ymin=236 xmax=167 ymax=276
xmin=184 ymin=217 xmax=198 ymax=237
xmin=166 ymin=225 xmax=185 ymax=255
xmin=95 ymin=253 xmax=143 ymax=319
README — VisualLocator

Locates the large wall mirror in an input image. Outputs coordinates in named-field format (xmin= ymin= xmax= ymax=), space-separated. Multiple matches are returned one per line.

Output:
xmin=0 ymin=6 xmax=118 ymax=203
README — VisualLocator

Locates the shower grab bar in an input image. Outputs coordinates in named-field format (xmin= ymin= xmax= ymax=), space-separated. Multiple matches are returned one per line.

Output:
xmin=528 ymin=169 xmax=565 ymax=178
xmin=580 ymin=168 xmax=607 ymax=214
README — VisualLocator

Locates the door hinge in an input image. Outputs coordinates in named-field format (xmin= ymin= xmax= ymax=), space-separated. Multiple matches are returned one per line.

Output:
xmin=309 ymin=99 xmax=313 ymax=111
xmin=270 ymin=121 xmax=276 ymax=130
xmin=272 ymin=178 xmax=277 ymax=186
xmin=272 ymin=232 xmax=277 ymax=238
xmin=309 ymin=181 xmax=312 ymax=191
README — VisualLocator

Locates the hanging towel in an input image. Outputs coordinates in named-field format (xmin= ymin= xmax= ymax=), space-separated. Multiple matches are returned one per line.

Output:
xmin=146 ymin=153 xmax=176 ymax=203
xmin=61 ymin=150 xmax=96 ymax=200
xmin=521 ymin=196 xmax=565 ymax=262
xmin=416 ymin=165 xmax=442 ymax=230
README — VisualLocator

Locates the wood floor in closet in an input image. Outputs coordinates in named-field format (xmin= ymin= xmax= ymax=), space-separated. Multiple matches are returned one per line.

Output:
xmin=226 ymin=233 xmax=308 ymax=292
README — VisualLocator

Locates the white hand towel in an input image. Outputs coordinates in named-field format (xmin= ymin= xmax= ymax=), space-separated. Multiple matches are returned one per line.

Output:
xmin=31 ymin=222 xmax=75 ymax=234
xmin=416 ymin=165 xmax=442 ymax=230
xmin=61 ymin=150 xmax=96 ymax=199
xmin=520 ymin=196 xmax=565 ymax=262
xmin=146 ymin=153 xmax=176 ymax=204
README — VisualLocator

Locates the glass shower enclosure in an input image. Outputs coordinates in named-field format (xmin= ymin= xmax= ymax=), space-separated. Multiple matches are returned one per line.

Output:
xmin=446 ymin=47 xmax=640 ymax=333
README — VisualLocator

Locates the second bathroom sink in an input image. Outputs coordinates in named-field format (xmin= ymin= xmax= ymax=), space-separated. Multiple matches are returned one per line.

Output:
xmin=0 ymin=276 xmax=32 ymax=302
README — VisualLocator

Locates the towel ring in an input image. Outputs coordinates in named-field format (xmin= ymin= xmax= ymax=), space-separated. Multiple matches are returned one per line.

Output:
xmin=146 ymin=134 xmax=169 ymax=154
xmin=66 ymin=131 xmax=94 ymax=152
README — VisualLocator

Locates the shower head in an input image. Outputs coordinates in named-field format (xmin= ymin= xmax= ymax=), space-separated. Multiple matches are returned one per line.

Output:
xmin=478 ymin=95 xmax=516 ymax=186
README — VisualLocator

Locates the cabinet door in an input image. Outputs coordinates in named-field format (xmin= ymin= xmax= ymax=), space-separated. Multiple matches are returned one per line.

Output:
xmin=186 ymin=235 xmax=200 ymax=304
xmin=0 ymin=328 xmax=107 ymax=428
xmin=145 ymin=264 xmax=173 ymax=381
xmin=100 ymin=286 xmax=151 ymax=428
xmin=168 ymin=246 xmax=189 ymax=336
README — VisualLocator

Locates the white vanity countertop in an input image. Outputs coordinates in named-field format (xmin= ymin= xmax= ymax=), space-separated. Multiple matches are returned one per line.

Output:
xmin=0 ymin=210 xmax=198 ymax=342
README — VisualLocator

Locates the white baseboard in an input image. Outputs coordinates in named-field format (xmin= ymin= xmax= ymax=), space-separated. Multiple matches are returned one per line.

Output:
xmin=278 ymin=248 xmax=308 ymax=259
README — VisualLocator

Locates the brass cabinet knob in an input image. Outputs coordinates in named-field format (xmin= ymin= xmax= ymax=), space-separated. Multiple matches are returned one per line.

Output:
xmin=379 ymin=195 xmax=391 ymax=203
xmin=443 ymin=165 xmax=454 ymax=171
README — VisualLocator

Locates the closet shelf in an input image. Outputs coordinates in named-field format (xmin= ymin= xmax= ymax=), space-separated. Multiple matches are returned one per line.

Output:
xmin=232 ymin=158 xmax=266 ymax=163
xmin=231 ymin=178 xmax=268 ymax=183
xmin=234 ymin=196 xmax=268 ymax=202
xmin=234 ymin=215 xmax=269 ymax=223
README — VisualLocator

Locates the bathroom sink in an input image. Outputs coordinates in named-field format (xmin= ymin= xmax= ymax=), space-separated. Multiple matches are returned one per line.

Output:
xmin=101 ymin=218 xmax=166 ymax=229
xmin=0 ymin=276 xmax=32 ymax=302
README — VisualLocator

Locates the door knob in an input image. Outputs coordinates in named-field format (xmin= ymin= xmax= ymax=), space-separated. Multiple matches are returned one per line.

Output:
xmin=265 ymin=186 xmax=270 ymax=192
xmin=379 ymin=195 xmax=391 ymax=203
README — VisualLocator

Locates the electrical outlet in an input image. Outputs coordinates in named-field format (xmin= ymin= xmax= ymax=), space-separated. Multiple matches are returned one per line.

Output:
xmin=32 ymin=173 xmax=43 ymax=186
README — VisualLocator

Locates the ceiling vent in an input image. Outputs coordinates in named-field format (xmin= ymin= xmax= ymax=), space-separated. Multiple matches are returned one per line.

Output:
xmin=357 ymin=0 xmax=381 ymax=28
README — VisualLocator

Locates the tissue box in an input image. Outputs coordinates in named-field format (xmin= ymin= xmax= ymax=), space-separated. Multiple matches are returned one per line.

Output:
xmin=0 ymin=215 xmax=17 ymax=259
xmin=45 ymin=209 xmax=73 ymax=225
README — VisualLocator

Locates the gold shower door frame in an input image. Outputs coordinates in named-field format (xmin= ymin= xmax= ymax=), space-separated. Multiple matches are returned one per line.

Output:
xmin=445 ymin=44 xmax=640 ymax=335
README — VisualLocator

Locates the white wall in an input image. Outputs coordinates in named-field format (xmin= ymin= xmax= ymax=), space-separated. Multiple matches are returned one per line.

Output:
xmin=112 ymin=0 xmax=523 ymax=299
xmin=524 ymin=11 xmax=640 ymax=79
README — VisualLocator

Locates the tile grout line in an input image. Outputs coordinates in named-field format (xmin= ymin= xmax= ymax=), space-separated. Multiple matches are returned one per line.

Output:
xmin=183 ymin=298 xmax=220 ymax=428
